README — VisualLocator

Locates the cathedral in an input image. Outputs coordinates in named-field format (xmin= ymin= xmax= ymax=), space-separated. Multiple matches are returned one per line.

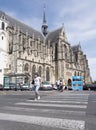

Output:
xmin=0 ymin=8 xmax=92 ymax=86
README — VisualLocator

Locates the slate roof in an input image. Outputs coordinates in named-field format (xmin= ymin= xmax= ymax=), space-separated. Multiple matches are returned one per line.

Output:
xmin=46 ymin=27 xmax=62 ymax=43
xmin=0 ymin=10 xmax=68 ymax=44
xmin=72 ymin=44 xmax=80 ymax=52
xmin=0 ymin=10 xmax=44 ymax=41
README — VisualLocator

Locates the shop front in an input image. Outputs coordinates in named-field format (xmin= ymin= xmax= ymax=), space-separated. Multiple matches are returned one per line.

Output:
xmin=4 ymin=73 xmax=30 ymax=90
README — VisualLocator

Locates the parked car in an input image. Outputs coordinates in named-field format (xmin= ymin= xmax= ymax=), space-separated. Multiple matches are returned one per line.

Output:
xmin=9 ymin=83 xmax=17 ymax=90
xmin=67 ymin=86 xmax=72 ymax=90
xmin=0 ymin=84 xmax=3 ymax=90
xmin=21 ymin=83 xmax=30 ymax=91
xmin=14 ymin=83 xmax=22 ymax=91
xmin=83 ymin=84 xmax=88 ymax=90
xmin=4 ymin=83 xmax=21 ymax=91
xmin=52 ymin=84 xmax=58 ymax=90
xmin=83 ymin=84 xmax=96 ymax=91
xmin=40 ymin=81 xmax=53 ymax=90
xmin=3 ymin=86 xmax=10 ymax=90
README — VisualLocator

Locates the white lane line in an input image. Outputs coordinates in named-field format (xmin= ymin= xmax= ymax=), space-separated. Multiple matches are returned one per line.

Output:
xmin=16 ymin=102 xmax=87 ymax=108
xmin=50 ymin=93 xmax=89 ymax=95
xmin=43 ymin=95 xmax=89 ymax=98
xmin=0 ymin=113 xmax=85 ymax=130
xmin=43 ymin=99 xmax=88 ymax=102
xmin=26 ymin=100 xmax=88 ymax=104
xmin=2 ymin=106 xmax=86 ymax=115
xmin=44 ymin=97 xmax=89 ymax=99
xmin=50 ymin=94 xmax=89 ymax=96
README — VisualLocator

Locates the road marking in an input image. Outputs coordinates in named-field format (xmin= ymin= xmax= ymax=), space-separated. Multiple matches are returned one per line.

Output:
xmin=0 ymin=113 xmax=85 ymax=130
xmin=26 ymin=99 xmax=88 ymax=104
xmin=42 ymin=98 xmax=88 ymax=102
xmin=50 ymin=93 xmax=89 ymax=96
xmin=92 ymin=101 xmax=96 ymax=102
xmin=2 ymin=106 xmax=86 ymax=115
xmin=16 ymin=102 xmax=87 ymax=108
xmin=44 ymin=96 xmax=89 ymax=99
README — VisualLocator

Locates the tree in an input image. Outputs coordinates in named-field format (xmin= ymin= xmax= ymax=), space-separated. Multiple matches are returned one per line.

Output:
xmin=93 ymin=81 xmax=96 ymax=84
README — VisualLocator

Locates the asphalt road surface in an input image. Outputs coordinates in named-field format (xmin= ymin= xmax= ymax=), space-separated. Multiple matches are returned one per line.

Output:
xmin=0 ymin=90 xmax=96 ymax=130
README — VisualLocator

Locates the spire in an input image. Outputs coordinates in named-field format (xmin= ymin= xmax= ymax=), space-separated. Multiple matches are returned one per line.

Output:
xmin=43 ymin=4 xmax=46 ymax=23
xmin=42 ymin=1 xmax=48 ymax=37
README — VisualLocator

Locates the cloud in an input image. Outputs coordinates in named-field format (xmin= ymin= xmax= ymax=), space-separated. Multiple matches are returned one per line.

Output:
xmin=49 ymin=0 xmax=96 ymax=44
xmin=66 ymin=28 xmax=96 ymax=44
xmin=50 ymin=0 xmax=96 ymax=41
xmin=22 ymin=17 xmax=42 ymax=31
xmin=59 ymin=1 xmax=88 ymax=17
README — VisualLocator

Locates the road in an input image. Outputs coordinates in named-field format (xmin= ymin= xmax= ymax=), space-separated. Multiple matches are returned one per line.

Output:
xmin=0 ymin=90 xmax=96 ymax=130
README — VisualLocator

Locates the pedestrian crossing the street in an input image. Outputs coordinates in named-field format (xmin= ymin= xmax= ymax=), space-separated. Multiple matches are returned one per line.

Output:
xmin=0 ymin=92 xmax=89 ymax=130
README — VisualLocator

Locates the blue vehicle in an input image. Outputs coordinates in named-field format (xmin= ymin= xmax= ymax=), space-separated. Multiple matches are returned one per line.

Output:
xmin=72 ymin=76 xmax=83 ymax=90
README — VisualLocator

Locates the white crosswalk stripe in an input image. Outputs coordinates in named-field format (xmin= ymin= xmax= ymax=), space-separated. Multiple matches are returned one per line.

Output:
xmin=15 ymin=102 xmax=87 ymax=108
xmin=0 ymin=113 xmax=85 ymax=130
xmin=26 ymin=99 xmax=88 ymax=104
xmin=0 ymin=93 xmax=89 ymax=130
xmin=2 ymin=106 xmax=86 ymax=116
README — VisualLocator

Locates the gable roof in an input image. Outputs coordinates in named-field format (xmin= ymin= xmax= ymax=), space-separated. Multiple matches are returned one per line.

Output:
xmin=0 ymin=10 xmax=44 ymax=41
xmin=46 ymin=27 xmax=62 ymax=43
xmin=72 ymin=44 xmax=82 ymax=52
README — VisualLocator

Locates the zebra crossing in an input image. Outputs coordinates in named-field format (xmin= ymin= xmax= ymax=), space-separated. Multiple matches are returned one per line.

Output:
xmin=0 ymin=92 xmax=89 ymax=130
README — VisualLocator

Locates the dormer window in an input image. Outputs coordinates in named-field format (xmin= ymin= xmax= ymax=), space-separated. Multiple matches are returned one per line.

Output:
xmin=1 ymin=22 xmax=5 ymax=30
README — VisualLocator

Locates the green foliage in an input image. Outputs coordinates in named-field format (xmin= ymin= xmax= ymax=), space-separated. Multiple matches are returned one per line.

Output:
xmin=93 ymin=81 xmax=96 ymax=84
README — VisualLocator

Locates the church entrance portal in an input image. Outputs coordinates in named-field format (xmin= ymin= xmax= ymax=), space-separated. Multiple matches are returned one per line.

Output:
xmin=68 ymin=79 xmax=71 ymax=86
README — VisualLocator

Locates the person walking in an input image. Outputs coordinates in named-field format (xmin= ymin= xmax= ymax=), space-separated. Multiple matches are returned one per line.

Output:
xmin=32 ymin=73 xmax=42 ymax=100
xmin=56 ymin=79 xmax=60 ymax=90
xmin=59 ymin=79 xmax=63 ymax=91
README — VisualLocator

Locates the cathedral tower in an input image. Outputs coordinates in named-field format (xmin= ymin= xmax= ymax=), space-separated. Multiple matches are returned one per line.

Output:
xmin=41 ymin=3 xmax=48 ymax=36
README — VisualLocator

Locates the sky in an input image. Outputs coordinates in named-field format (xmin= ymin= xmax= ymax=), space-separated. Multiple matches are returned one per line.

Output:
xmin=0 ymin=0 xmax=96 ymax=81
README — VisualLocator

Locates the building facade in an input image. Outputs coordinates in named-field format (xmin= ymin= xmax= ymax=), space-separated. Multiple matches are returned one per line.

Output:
xmin=0 ymin=10 xmax=92 ymax=86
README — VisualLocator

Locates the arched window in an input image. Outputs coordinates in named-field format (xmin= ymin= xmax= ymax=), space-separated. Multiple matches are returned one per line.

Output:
xmin=24 ymin=76 xmax=29 ymax=84
xmin=23 ymin=37 xmax=26 ymax=52
xmin=9 ymin=64 xmax=11 ymax=70
xmin=46 ymin=67 xmax=50 ymax=81
xmin=64 ymin=45 xmax=67 ymax=60
xmin=68 ymin=79 xmax=72 ymax=86
xmin=9 ymin=43 xmax=13 ymax=54
xmin=80 ymin=73 xmax=81 ymax=76
xmin=75 ymin=53 xmax=78 ymax=62
xmin=74 ymin=71 xmax=76 ymax=76
xmin=55 ymin=43 xmax=58 ymax=60
xmin=38 ymin=66 xmax=42 ymax=77
xmin=24 ymin=63 xmax=29 ymax=71
xmin=1 ymin=22 xmax=5 ymax=30
xmin=32 ymin=65 xmax=36 ymax=79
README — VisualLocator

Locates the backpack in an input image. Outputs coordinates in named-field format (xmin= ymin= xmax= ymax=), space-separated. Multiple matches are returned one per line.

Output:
xmin=32 ymin=79 xmax=34 ymax=84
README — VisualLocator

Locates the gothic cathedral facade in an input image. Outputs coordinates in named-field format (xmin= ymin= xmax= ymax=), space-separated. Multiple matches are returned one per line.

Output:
xmin=0 ymin=10 xmax=92 ymax=85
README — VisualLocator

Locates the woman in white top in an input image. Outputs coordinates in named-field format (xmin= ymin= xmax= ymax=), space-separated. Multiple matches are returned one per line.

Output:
xmin=33 ymin=73 xmax=42 ymax=100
